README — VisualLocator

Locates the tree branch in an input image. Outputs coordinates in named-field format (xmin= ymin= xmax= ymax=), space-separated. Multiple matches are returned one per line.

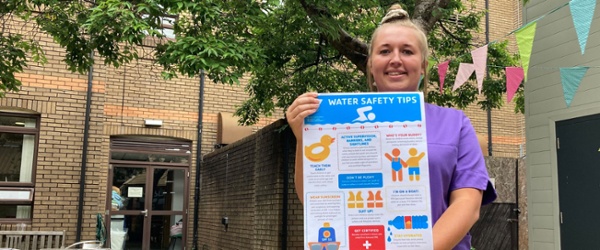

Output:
xmin=297 ymin=0 xmax=454 ymax=74
xmin=297 ymin=0 xmax=368 ymax=73
xmin=290 ymin=53 xmax=342 ymax=76
xmin=437 ymin=20 xmax=477 ymax=46
xmin=412 ymin=0 xmax=453 ymax=32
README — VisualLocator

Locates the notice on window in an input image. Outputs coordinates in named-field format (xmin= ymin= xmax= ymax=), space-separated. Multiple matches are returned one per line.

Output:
xmin=128 ymin=187 xmax=143 ymax=198
xmin=302 ymin=92 xmax=433 ymax=250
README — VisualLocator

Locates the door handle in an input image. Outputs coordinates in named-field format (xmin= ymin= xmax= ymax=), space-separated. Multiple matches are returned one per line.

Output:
xmin=141 ymin=209 xmax=148 ymax=217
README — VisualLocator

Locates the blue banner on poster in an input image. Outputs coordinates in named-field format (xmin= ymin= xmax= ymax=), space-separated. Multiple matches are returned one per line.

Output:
xmin=305 ymin=92 xmax=422 ymax=125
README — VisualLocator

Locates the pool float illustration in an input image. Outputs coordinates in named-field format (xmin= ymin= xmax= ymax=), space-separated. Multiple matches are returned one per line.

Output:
xmin=305 ymin=135 xmax=335 ymax=162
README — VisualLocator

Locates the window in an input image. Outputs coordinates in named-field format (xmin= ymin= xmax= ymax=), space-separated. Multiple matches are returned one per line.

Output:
xmin=0 ymin=112 xmax=39 ymax=221
xmin=157 ymin=15 xmax=176 ymax=39
xmin=141 ymin=13 xmax=177 ymax=40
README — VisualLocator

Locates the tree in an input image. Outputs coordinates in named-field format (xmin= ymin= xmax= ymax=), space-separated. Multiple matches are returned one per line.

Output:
xmin=0 ymin=0 xmax=522 ymax=125
xmin=237 ymin=0 xmax=522 ymax=125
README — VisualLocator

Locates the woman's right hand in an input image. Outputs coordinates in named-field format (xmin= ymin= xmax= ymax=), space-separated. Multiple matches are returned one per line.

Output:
xmin=285 ymin=92 xmax=320 ymax=139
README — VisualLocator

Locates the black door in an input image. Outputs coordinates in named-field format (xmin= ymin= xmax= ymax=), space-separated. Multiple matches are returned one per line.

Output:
xmin=556 ymin=113 xmax=600 ymax=249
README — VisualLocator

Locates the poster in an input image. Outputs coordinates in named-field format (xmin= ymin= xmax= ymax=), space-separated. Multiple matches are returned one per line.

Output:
xmin=302 ymin=92 xmax=433 ymax=250
xmin=128 ymin=187 xmax=143 ymax=198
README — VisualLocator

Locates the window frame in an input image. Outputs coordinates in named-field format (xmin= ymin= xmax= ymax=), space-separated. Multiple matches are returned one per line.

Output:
xmin=0 ymin=187 xmax=34 ymax=205
xmin=0 ymin=111 xmax=40 ymax=187
xmin=0 ymin=111 xmax=39 ymax=222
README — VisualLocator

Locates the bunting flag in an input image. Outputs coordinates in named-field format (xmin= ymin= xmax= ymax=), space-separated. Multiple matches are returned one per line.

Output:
xmin=438 ymin=60 xmax=450 ymax=93
xmin=453 ymin=63 xmax=476 ymax=91
xmin=420 ymin=58 xmax=437 ymax=90
xmin=471 ymin=45 xmax=488 ymax=94
xmin=427 ymin=58 xmax=437 ymax=72
xmin=433 ymin=0 xmax=597 ymax=107
xmin=505 ymin=67 xmax=524 ymax=103
xmin=569 ymin=0 xmax=596 ymax=54
xmin=560 ymin=67 xmax=589 ymax=107
xmin=515 ymin=21 xmax=537 ymax=82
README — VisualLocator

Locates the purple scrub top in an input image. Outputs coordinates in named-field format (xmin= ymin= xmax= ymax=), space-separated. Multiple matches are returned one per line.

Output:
xmin=425 ymin=104 xmax=497 ymax=250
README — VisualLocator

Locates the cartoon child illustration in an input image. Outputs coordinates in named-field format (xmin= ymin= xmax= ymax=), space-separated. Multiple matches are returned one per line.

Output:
xmin=385 ymin=148 xmax=407 ymax=182
xmin=406 ymin=147 xmax=425 ymax=181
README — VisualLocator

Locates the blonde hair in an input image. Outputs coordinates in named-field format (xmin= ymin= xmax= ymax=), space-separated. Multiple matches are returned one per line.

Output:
xmin=367 ymin=4 xmax=429 ymax=92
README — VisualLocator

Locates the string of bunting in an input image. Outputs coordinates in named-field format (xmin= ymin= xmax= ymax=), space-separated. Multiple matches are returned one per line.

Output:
xmin=430 ymin=0 xmax=596 ymax=107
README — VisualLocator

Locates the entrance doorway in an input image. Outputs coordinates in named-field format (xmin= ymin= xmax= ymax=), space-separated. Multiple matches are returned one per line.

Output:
xmin=556 ymin=113 xmax=600 ymax=249
xmin=107 ymin=138 xmax=191 ymax=250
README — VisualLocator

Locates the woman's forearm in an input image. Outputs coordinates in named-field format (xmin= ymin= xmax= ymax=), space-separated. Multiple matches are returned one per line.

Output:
xmin=432 ymin=188 xmax=482 ymax=250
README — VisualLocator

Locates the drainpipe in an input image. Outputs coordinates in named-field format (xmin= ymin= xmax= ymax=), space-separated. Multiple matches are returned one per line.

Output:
xmin=485 ymin=0 xmax=493 ymax=156
xmin=281 ymin=126 xmax=291 ymax=250
xmin=192 ymin=69 xmax=205 ymax=250
xmin=76 ymin=51 xmax=94 ymax=242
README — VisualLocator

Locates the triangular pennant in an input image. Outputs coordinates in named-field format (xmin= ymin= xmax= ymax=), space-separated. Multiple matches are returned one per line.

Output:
xmin=438 ymin=60 xmax=450 ymax=93
xmin=427 ymin=58 xmax=436 ymax=72
xmin=515 ymin=21 xmax=537 ymax=82
xmin=505 ymin=67 xmax=524 ymax=103
xmin=471 ymin=45 xmax=488 ymax=94
xmin=453 ymin=63 xmax=476 ymax=91
xmin=560 ymin=67 xmax=589 ymax=107
xmin=569 ymin=0 xmax=596 ymax=54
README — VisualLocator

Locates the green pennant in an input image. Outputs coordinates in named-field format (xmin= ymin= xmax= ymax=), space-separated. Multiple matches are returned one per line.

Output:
xmin=515 ymin=22 xmax=537 ymax=81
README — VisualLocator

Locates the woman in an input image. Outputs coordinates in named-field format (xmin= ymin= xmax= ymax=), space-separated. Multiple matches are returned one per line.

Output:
xmin=285 ymin=4 xmax=496 ymax=250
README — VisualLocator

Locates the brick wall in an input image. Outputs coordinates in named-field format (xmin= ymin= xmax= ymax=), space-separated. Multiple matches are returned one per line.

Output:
xmin=199 ymin=120 xmax=302 ymax=249
xmin=2 ymin=18 xmax=280 ymax=247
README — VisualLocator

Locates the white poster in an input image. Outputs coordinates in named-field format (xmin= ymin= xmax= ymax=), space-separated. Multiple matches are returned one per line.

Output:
xmin=302 ymin=92 xmax=433 ymax=250
xmin=128 ymin=187 xmax=143 ymax=198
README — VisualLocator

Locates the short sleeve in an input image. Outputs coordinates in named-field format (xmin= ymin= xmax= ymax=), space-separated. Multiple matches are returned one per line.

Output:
xmin=450 ymin=113 xmax=497 ymax=205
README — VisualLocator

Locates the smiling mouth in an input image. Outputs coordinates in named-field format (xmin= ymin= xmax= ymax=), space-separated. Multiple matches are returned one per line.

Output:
xmin=386 ymin=72 xmax=406 ymax=76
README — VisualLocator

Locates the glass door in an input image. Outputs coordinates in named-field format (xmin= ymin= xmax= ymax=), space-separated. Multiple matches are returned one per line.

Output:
xmin=149 ymin=167 xmax=187 ymax=250
xmin=108 ymin=165 xmax=188 ymax=250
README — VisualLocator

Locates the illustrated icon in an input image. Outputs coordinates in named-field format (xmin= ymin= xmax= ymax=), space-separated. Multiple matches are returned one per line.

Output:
xmin=385 ymin=148 xmax=407 ymax=182
xmin=367 ymin=190 xmax=384 ymax=208
xmin=406 ymin=148 xmax=425 ymax=181
xmin=387 ymin=215 xmax=429 ymax=242
xmin=353 ymin=106 xmax=376 ymax=122
xmin=319 ymin=222 xmax=336 ymax=242
xmin=347 ymin=191 xmax=364 ymax=209
xmin=305 ymin=135 xmax=335 ymax=162
xmin=387 ymin=215 xmax=429 ymax=230
xmin=308 ymin=222 xmax=341 ymax=250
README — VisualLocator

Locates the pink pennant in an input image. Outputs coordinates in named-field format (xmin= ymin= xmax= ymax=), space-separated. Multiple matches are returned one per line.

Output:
xmin=453 ymin=63 xmax=476 ymax=91
xmin=438 ymin=60 xmax=450 ymax=93
xmin=505 ymin=67 xmax=524 ymax=103
xmin=472 ymin=45 xmax=488 ymax=94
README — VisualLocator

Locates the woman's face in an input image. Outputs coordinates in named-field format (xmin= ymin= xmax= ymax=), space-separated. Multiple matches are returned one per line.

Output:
xmin=369 ymin=25 xmax=425 ymax=92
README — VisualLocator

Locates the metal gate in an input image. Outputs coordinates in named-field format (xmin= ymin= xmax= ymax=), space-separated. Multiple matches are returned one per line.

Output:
xmin=470 ymin=157 xmax=521 ymax=250
xmin=471 ymin=203 xmax=519 ymax=250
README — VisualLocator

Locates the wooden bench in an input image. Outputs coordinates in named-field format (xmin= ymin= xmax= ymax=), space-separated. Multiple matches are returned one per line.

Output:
xmin=0 ymin=230 xmax=65 ymax=250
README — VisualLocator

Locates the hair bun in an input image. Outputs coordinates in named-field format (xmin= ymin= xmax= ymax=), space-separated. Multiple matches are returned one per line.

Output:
xmin=380 ymin=5 xmax=409 ymax=25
